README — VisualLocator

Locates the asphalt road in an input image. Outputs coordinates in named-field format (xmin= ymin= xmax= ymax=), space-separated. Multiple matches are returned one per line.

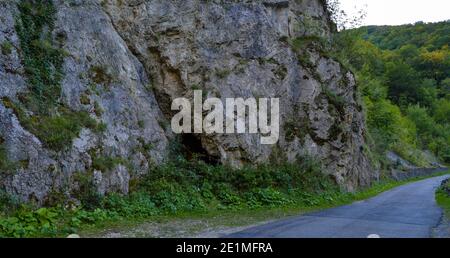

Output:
xmin=230 ymin=175 xmax=449 ymax=238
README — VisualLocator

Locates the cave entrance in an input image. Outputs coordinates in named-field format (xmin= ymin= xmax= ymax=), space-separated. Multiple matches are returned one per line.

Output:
xmin=180 ymin=134 xmax=219 ymax=165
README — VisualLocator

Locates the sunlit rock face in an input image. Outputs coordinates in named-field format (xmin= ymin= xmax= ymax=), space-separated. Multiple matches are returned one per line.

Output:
xmin=0 ymin=0 xmax=374 ymax=204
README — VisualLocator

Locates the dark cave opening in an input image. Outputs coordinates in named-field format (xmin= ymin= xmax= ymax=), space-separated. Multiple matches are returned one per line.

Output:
xmin=180 ymin=134 xmax=220 ymax=165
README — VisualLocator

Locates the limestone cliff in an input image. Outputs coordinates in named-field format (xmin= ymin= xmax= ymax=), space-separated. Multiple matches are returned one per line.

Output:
xmin=0 ymin=0 xmax=375 ymax=204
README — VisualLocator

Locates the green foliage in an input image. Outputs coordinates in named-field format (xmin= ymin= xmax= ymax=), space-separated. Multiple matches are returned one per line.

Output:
xmin=385 ymin=62 xmax=420 ymax=104
xmin=2 ymin=98 xmax=101 ymax=151
xmin=101 ymin=192 xmax=157 ymax=218
xmin=365 ymin=98 xmax=416 ymax=143
xmin=91 ymin=156 xmax=124 ymax=173
xmin=0 ymin=141 xmax=16 ymax=174
xmin=290 ymin=35 xmax=332 ymax=79
xmin=88 ymin=65 xmax=114 ymax=86
xmin=322 ymin=86 xmax=346 ymax=110
xmin=0 ymin=189 xmax=20 ymax=215
xmin=1 ymin=156 xmax=446 ymax=237
xmin=291 ymin=35 xmax=329 ymax=54
xmin=433 ymin=98 xmax=450 ymax=124
xmin=436 ymin=179 xmax=450 ymax=219
xmin=7 ymin=0 xmax=105 ymax=152
xmin=32 ymin=110 xmax=99 ymax=151
xmin=72 ymin=172 xmax=103 ymax=211
xmin=0 ymin=155 xmax=336 ymax=237
xmin=336 ymin=21 xmax=450 ymax=165
xmin=362 ymin=22 xmax=450 ymax=51
xmin=15 ymin=0 xmax=64 ymax=112
xmin=1 ymin=41 xmax=13 ymax=55
xmin=0 ymin=207 xmax=58 ymax=237
xmin=135 ymin=156 xmax=336 ymax=213
xmin=215 ymin=68 xmax=230 ymax=79
xmin=406 ymin=105 xmax=450 ymax=163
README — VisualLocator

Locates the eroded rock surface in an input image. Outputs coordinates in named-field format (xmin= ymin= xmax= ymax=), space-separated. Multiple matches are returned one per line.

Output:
xmin=0 ymin=0 xmax=375 ymax=204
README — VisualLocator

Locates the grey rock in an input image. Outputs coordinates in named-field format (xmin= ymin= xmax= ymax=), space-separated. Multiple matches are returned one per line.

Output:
xmin=103 ymin=0 xmax=373 ymax=190
xmin=386 ymin=151 xmax=417 ymax=170
xmin=0 ymin=0 xmax=375 ymax=204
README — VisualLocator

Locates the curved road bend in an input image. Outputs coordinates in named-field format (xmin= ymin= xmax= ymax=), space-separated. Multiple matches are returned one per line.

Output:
xmin=229 ymin=175 xmax=449 ymax=238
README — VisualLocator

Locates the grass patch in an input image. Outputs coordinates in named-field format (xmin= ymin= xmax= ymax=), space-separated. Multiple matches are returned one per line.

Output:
xmin=436 ymin=178 xmax=450 ymax=218
xmin=2 ymin=98 xmax=101 ymax=151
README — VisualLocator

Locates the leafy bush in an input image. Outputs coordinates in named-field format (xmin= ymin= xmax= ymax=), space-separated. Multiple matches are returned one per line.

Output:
xmin=102 ymin=192 xmax=157 ymax=218
xmin=72 ymin=172 xmax=103 ymax=211
xmin=91 ymin=156 xmax=124 ymax=173
xmin=0 ymin=208 xmax=58 ymax=237
xmin=0 ymin=143 xmax=16 ymax=174
xmin=1 ymin=41 xmax=13 ymax=55
xmin=0 ymin=189 xmax=20 ymax=216
xmin=244 ymin=188 xmax=291 ymax=208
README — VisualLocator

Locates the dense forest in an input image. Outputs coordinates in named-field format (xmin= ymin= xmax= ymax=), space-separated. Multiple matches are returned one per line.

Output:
xmin=335 ymin=21 xmax=450 ymax=168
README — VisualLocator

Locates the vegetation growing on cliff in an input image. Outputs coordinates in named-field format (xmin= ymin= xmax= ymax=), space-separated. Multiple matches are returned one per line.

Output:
xmin=11 ymin=0 xmax=102 ymax=152
xmin=0 ymin=140 xmax=16 ymax=174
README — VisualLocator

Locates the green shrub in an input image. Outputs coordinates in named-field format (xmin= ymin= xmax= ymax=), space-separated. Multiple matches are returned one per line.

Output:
xmin=102 ymin=192 xmax=157 ymax=218
xmin=244 ymin=188 xmax=291 ymax=208
xmin=215 ymin=183 xmax=243 ymax=208
xmin=133 ymin=155 xmax=335 ymax=212
xmin=91 ymin=156 xmax=124 ymax=173
xmin=3 ymin=97 xmax=103 ymax=152
xmin=0 ymin=142 xmax=16 ymax=174
xmin=32 ymin=111 xmax=97 ymax=151
xmin=0 ymin=189 xmax=20 ymax=216
xmin=1 ymin=41 xmax=13 ymax=55
xmin=89 ymin=65 xmax=114 ymax=85
xmin=0 ymin=207 xmax=58 ymax=237
xmin=69 ymin=208 xmax=111 ymax=228
xmin=72 ymin=172 xmax=103 ymax=211
xmin=322 ymin=86 xmax=346 ymax=111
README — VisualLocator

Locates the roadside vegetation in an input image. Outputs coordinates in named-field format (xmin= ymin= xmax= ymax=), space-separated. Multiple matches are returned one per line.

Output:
xmin=0 ymin=153 xmax=447 ymax=237
xmin=436 ymin=179 xmax=450 ymax=218
xmin=2 ymin=0 xmax=104 ymax=154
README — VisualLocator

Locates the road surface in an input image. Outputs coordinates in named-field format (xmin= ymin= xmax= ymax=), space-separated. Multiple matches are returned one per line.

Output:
xmin=230 ymin=175 xmax=449 ymax=238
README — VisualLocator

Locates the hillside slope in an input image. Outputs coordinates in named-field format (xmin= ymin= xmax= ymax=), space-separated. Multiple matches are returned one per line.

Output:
xmin=337 ymin=21 xmax=450 ymax=168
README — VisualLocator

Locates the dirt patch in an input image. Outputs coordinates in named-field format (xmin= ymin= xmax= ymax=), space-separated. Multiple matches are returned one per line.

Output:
xmin=85 ymin=218 xmax=271 ymax=238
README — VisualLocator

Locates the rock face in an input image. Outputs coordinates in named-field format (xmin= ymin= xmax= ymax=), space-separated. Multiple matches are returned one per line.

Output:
xmin=0 ymin=0 xmax=374 ymax=204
